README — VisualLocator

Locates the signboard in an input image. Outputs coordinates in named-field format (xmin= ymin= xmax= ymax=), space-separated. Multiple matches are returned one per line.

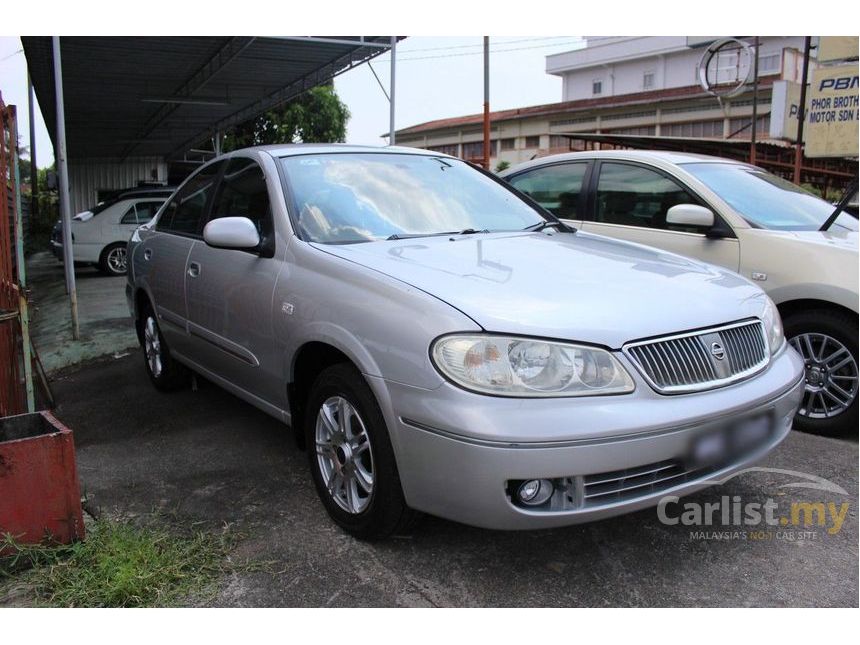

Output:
xmin=817 ymin=37 xmax=859 ymax=64
xmin=804 ymin=63 xmax=859 ymax=158
xmin=769 ymin=80 xmax=802 ymax=141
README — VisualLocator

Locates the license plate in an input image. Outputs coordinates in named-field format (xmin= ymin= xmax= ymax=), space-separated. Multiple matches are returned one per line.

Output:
xmin=687 ymin=412 xmax=775 ymax=468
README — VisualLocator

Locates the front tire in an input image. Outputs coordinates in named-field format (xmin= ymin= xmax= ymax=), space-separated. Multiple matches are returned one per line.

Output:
xmin=99 ymin=243 xmax=128 ymax=276
xmin=785 ymin=309 xmax=858 ymax=436
xmin=139 ymin=305 xmax=189 ymax=391
xmin=304 ymin=363 xmax=417 ymax=540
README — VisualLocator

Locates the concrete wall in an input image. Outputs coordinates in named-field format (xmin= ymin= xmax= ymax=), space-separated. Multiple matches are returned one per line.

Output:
xmin=69 ymin=156 xmax=167 ymax=215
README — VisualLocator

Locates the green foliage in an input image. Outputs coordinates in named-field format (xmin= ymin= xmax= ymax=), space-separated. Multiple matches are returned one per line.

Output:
xmin=223 ymin=85 xmax=350 ymax=151
xmin=1 ymin=519 xmax=251 ymax=607
xmin=495 ymin=160 xmax=511 ymax=173
xmin=800 ymin=182 xmax=825 ymax=199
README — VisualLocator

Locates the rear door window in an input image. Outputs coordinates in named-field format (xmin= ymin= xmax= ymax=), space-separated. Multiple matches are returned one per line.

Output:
xmin=508 ymin=163 xmax=588 ymax=218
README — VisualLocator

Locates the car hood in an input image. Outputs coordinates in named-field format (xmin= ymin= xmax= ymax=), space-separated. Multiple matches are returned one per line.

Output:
xmin=314 ymin=231 xmax=768 ymax=348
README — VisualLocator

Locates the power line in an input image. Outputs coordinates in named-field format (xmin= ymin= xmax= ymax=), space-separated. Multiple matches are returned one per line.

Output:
xmin=401 ymin=36 xmax=578 ymax=54
xmin=0 ymin=48 xmax=23 ymax=63
xmin=396 ymin=39 xmax=584 ymax=62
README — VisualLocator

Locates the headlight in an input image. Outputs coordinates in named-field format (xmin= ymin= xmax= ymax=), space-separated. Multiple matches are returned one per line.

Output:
xmin=431 ymin=335 xmax=635 ymax=397
xmin=761 ymin=297 xmax=784 ymax=355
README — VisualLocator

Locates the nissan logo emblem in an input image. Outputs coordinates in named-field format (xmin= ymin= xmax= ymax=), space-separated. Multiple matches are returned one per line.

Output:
xmin=710 ymin=342 xmax=726 ymax=361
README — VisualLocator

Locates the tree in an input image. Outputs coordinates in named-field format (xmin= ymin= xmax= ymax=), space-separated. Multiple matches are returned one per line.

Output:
xmin=494 ymin=160 xmax=511 ymax=173
xmin=223 ymin=84 xmax=350 ymax=151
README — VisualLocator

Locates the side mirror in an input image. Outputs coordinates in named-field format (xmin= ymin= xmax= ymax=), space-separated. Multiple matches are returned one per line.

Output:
xmin=203 ymin=217 xmax=260 ymax=251
xmin=666 ymin=204 xmax=715 ymax=229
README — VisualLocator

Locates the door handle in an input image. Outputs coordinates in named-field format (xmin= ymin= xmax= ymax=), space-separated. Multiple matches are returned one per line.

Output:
xmin=188 ymin=262 xmax=201 ymax=278
xmin=143 ymin=248 xmax=152 ymax=261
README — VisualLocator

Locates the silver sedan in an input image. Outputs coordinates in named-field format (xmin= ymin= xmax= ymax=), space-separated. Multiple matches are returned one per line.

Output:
xmin=126 ymin=145 xmax=804 ymax=538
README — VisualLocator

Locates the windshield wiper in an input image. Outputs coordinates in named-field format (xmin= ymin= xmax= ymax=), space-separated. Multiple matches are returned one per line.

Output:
xmin=386 ymin=228 xmax=489 ymax=241
xmin=523 ymin=220 xmax=575 ymax=233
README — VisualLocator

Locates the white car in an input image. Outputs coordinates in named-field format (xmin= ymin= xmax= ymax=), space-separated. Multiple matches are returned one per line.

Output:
xmin=501 ymin=151 xmax=858 ymax=436
xmin=51 ymin=193 xmax=168 ymax=276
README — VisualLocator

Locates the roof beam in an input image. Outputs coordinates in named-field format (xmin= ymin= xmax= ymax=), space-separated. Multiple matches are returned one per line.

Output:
xmin=168 ymin=40 xmax=390 ymax=158
xmin=271 ymin=36 xmax=392 ymax=49
xmin=120 ymin=36 xmax=256 ymax=160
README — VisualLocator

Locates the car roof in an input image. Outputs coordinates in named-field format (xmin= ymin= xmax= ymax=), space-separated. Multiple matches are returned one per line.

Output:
xmin=499 ymin=150 xmax=740 ymax=176
xmin=229 ymin=143 xmax=456 ymax=159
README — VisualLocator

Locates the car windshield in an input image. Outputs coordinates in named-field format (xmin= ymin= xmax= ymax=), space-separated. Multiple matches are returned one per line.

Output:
xmin=681 ymin=162 xmax=858 ymax=232
xmin=280 ymin=153 xmax=545 ymax=244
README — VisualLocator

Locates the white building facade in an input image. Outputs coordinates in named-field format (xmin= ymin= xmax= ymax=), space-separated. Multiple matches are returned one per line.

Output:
xmin=396 ymin=36 xmax=813 ymax=169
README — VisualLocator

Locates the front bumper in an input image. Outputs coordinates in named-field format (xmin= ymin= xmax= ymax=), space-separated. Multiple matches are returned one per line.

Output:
xmin=372 ymin=346 xmax=804 ymax=530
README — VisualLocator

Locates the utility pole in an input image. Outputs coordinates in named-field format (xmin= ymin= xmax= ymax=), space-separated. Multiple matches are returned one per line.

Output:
xmin=389 ymin=36 xmax=396 ymax=146
xmin=52 ymin=36 xmax=79 ymax=340
xmin=750 ymin=36 xmax=760 ymax=166
xmin=794 ymin=36 xmax=812 ymax=185
xmin=483 ymin=36 xmax=490 ymax=169
xmin=27 ymin=72 xmax=37 ymax=222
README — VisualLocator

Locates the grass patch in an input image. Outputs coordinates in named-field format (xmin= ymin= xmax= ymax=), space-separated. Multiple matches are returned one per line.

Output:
xmin=1 ymin=519 xmax=249 ymax=607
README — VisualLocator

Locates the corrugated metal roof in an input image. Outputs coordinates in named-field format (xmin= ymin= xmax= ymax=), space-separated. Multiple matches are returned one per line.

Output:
xmin=22 ymin=36 xmax=397 ymax=160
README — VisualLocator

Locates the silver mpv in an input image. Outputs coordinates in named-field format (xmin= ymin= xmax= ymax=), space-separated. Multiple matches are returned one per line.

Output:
xmin=126 ymin=145 xmax=805 ymax=539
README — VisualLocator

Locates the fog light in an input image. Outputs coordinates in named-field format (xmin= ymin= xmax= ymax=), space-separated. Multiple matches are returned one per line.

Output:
xmin=517 ymin=479 xmax=554 ymax=506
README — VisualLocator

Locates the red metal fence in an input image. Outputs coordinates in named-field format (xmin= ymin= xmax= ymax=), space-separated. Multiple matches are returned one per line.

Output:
xmin=0 ymin=93 xmax=26 ymax=416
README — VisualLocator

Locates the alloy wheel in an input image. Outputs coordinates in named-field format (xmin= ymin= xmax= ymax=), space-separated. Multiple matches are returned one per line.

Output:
xmin=144 ymin=316 xmax=163 ymax=378
xmin=107 ymin=246 xmax=128 ymax=274
xmin=315 ymin=395 xmax=375 ymax=514
xmin=790 ymin=332 xmax=858 ymax=419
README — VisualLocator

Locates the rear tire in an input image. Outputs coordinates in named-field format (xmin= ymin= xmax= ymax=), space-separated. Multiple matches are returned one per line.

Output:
xmin=785 ymin=309 xmax=858 ymax=437
xmin=139 ymin=303 xmax=189 ymax=392
xmin=304 ymin=363 xmax=418 ymax=540
xmin=99 ymin=243 xmax=128 ymax=276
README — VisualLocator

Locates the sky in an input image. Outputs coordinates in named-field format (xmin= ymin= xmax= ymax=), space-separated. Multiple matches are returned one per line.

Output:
xmin=0 ymin=36 xmax=584 ymax=167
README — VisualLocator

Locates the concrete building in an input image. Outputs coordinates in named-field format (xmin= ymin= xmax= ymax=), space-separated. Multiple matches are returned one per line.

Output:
xmin=395 ymin=36 xmax=812 ymax=169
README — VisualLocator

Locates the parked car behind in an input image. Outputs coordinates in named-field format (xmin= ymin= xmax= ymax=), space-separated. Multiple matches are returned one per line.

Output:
xmin=501 ymin=151 xmax=858 ymax=436
xmin=51 ymin=186 xmax=173 ymax=275
xmin=127 ymin=145 xmax=803 ymax=539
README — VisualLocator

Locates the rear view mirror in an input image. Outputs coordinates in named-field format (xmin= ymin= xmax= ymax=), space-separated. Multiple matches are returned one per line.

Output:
xmin=203 ymin=217 xmax=260 ymax=251
xmin=666 ymin=204 xmax=715 ymax=229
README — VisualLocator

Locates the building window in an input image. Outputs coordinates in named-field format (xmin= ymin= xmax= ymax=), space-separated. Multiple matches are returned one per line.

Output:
xmin=462 ymin=141 xmax=496 ymax=160
xmin=500 ymin=138 xmax=516 ymax=151
xmin=592 ymin=80 xmax=602 ymax=95
xmin=548 ymin=135 xmax=573 ymax=150
xmin=643 ymin=72 xmax=654 ymax=90
xmin=606 ymin=126 xmax=656 ymax=136
xmin=758 ymin=53 xmax=781 ymax=74
xmin=728 ymin=115 xmax=771 ymax=139
xmin=427 ymin=144 xmax=459 ymax=157
xmin=524 ymin=136 xmax=541 ymax=149
xmin=661 ymin=119 xmax=724 ymax=138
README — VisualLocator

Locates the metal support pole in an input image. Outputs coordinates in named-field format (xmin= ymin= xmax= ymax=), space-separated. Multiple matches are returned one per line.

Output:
xmin=750 ymin=36 xmax=759 ymax=166
xmin=27 ymin=72 xmax=37 ymax=222
xmin=214 ymin=129 xmax=221 ymax=155
xmin=389 ymin=36 xmax=396 ymax=145
xmin=794 ymin=36 xmax=812 ymax=185
xmin=52 ymin=36 xmax=79 ymax=341
xmin=9 ymin=107 xmax=35 ymax=412
xmin=483 ymin=37 xmax=490 ymax=169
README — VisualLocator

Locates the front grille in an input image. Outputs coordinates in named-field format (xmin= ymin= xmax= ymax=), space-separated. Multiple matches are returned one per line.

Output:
xmin=624 ymin=320 xmax=768 ymax=394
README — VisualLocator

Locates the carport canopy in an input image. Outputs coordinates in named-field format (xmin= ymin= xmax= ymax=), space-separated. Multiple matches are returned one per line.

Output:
xmin=22 ymin=36 xmax=397 ymax=160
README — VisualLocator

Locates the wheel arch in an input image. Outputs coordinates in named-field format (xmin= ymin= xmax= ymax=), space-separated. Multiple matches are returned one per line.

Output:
xmin=777 ymin=298 xmax=859 ymax=323
xmin=287 ymin=340 xmax=368 ymax=450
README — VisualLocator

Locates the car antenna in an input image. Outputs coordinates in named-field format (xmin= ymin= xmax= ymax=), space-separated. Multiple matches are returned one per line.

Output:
xmin=820 ymin=178 xmax=858 ymax=232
